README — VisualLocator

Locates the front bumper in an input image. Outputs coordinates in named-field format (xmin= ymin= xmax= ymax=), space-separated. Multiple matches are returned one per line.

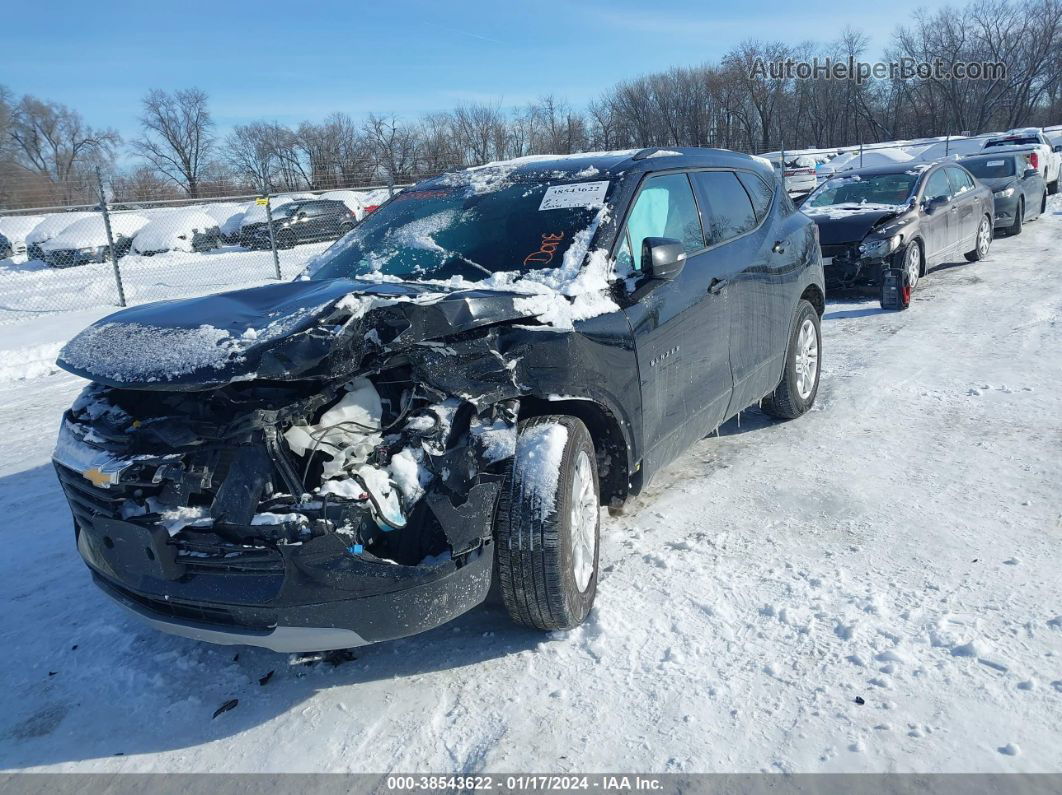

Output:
xmin=821 ymin=243 xmax=889 ymax=289
xmin=77 ymin=515 xmax=492 ymax=649
xmin=44 ymin=248 xmax=107 ymax=267
xmin=992 ymin=195 xmax=1019 ymax=228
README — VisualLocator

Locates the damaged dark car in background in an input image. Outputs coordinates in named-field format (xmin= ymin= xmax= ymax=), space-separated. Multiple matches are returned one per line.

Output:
xmin=53 ymin=148 xmax=824 ymax=653
xmin=801 ymin=162 xmax=993 ymax=310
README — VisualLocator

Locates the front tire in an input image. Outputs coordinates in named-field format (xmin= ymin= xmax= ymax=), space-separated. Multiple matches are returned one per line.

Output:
xmin=1008 ymin=198 xmax=1024 ymax=236
xmin=964 ymin=216 xmax=992 ymax=262
xmin=494 ymin=415 xmax=600 ymax=631
xmin=1049 ymin=179 xmax=1058 ymax=196
xmin=762 ymin=299 xmax=821 ymax=419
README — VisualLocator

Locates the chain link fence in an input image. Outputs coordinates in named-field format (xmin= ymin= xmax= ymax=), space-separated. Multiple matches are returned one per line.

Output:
xmin=0 ymin=172 xmax=403 ymax=328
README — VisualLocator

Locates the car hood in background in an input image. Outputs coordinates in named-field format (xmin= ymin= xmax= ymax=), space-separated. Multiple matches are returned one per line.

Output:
xmin=56 ymin=278 xmax=544 ymax=390
xmin=803 ymin=205 xmax=912 ymax=245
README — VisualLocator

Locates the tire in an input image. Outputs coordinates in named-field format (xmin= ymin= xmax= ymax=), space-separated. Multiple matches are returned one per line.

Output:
xmin=964 ymin=215 xmax=992 ymax=262
xmin=1042 ymin=191 xmax=1049 ymax=217
xmin=494 ymin=415 xmax=600 ymax=631
xmin=277 ymin=231 xmax=296 ymax=250
xmin=1049 ymin=179 xmax=1058 ymax=196
xmin=762 ymin=299 xmax=821 ymax=419
xmin=1008 ymin=198 xmax=1024 ymax=236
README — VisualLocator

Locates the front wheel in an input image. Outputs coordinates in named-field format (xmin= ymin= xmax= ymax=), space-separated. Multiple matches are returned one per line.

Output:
xmin=1008 ymin=198 xmax=1024 ymax=236
xmin=494 ymin=415 xmax=600 ymax=631
xmin=762 ymin=299 xmax=821 ymax=419
xmin=1049 ymin=179 xmax=1058 ymax=196
xmin=964 ymin=216 xmax=992 ymax=262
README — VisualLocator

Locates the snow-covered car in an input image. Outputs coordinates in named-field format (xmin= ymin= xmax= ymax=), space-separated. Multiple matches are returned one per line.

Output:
xmin=0 ymin=214 xmax=46 ymax=256
xmin=319 ymin=190 xmax=366 ymax=221
xmin=24 ymin=212 xmax=97 ymax=262
xmin=41 ymin=213 xmax=150 ymax=268
xmin=983 ymin=129 xmax=1061 ymax=194
xmin=200 ymin=202 xmax=247 ymax=244
xmin=52 ymin=147 xmax=824 ymax=653
xmin=357 ymin=188 xmax=396 ymax=214
xmin=961 ymin=152 xmax=1047 ymax=236
xmin=132 ymin=209 xmax=222 ymax=256
xmin=782 ymin=155 xmax=818 ymax=195
xmin=815 ymin=147 xmax=914 ymax=182
xmin=802 ymin=161 xmax=993 ymax=310
xmin=911 ymin=136 xmax=997 ymax=164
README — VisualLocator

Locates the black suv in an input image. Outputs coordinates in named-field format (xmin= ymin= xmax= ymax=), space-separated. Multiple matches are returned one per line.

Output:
xmin=240 ymin=199 xmax=356 ymax=250
xmin=53 ymin=148 xmax=824 ymax=653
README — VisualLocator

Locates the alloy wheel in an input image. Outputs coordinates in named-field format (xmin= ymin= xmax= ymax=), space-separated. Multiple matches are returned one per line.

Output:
xmin=904 ymin=242 xmax=921 ymax=290
xmin=977 ymin=218 xmax=991 ymax=258
xmin=794 ymin=317 xmax=819 ymax=401
xmin=569 ymin=450 xmax=598 ymax=593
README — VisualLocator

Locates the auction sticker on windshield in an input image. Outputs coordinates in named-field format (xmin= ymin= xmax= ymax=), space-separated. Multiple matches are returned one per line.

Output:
xmin=539 ymin=181 xmax=609 ymax=210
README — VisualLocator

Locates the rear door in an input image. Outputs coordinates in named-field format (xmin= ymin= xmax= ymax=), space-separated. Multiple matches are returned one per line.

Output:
xmin=946 ymin=166 xmax=979 ymax=251
xmin=689 ymin=169 xmax=780 ymax=413
xmin=920 ymin=168 xmax=954 ymax=260
xmin=621 ymin=172 xmax=734 ymax=479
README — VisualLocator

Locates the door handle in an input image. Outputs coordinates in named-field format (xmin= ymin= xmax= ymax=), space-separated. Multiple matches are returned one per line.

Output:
xmin=708 ymin=278 xmax=728 ymax=295
xmin=772 ymin=241 xmax=786 ymax=254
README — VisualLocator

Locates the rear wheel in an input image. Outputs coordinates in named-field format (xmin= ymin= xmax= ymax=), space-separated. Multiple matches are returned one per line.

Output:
xmin=1008 ymin=198 xmax=1024 ymax=236
xmin=494 ymin=415 xmax=600 ymax=631
xmin=1049 ymin=179 xmax=1059 ymax=196
xmin=1042 ymin=191 xmax=1049 ymax=216
xmin=277 ymin=230 xmax=296 ymax=250
xmin=964 ymin=216 xmax=992 ymax=262
xmin=762 ymin=299 xmax=820 ymax=419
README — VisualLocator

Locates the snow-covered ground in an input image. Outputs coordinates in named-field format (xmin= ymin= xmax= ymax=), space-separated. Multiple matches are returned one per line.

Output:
xmin=1 ymin=198 xmax=1061 ymax=773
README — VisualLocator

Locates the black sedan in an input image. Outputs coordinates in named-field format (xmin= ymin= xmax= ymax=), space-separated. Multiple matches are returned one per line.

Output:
xmin=960 ymin=153 xmax=1047 ymax=236
xmin=801 ymin=162 xmax=994 ymax=310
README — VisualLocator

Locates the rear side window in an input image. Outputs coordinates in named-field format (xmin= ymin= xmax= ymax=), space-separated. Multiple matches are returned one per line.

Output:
xmin=736 ymin=171 xmax=774 ymax=222
xmin=691 ymin=171 xmax=757 ymax=244
xmin=301 ymin=202 xmax=328 ymax=217
xmin=618 ymin=173 xmax=704 ymax=272
xmin=946 ymin=167 xmax=975 ymax=194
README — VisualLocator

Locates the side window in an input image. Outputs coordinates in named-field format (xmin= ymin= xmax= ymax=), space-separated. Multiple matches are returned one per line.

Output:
xmin=924 ymin=169 xmax=953 ymax=202
xmin=736 ymin=171 xmax=774 ymax=222
xmin=947 ymin=167 xmax=974 ymax=194
xmin=623 ymin=173 xmax=704 ymax=271
xmin=691 ymin=171 xmax=758 ymax=245
xmin=301 ymin=202 xmax=327 ymax=217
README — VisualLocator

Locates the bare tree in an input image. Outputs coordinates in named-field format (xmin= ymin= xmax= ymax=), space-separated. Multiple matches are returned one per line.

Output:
xmin=132 ymin=88 xmax=215 ymax=197
xmin=364 ymin=114 xmax=418 ymax=185
xmin=6 ymin=95 xmax=119 ymax=203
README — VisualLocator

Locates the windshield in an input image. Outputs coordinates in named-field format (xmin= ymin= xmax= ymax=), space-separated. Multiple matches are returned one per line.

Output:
xmin=963 ymin=158 xmax=1016 ymax=179
xmin=805 ymin=173 xmax=917 ymax=208
xmin=985 ymin=136 xmax=1038 ymax=147
xmin=304 ymin=178 xmax=608 ymax=282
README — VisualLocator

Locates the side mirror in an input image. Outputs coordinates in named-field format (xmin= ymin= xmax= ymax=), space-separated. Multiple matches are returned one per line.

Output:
xmin=922 ymin=196 xmax=947 ymax=213
xmin=1024 ymin=168 xmax=1039 ymax=179
xmin=1053 ymin=145 xmax=1062 ymax=153
xmin=641 ymin=237 xmax=686 ymax=280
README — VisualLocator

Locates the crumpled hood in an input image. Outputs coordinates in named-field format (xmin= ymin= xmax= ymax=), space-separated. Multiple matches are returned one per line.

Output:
xmin=57 ymin=278 xmax=544 ymax=389
xmin=804 ymin=206 xmax=911 ymax=245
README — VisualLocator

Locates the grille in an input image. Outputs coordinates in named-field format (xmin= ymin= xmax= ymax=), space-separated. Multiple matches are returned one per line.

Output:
xmin=95 ymin=575 xmax=273 ymax=630
xmin=821 ymin=243 xmax=858 ymax=259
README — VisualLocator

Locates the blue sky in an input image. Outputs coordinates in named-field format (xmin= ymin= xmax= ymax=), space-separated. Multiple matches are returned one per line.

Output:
xmin=5 ymin=0 xmax=939 ymax=141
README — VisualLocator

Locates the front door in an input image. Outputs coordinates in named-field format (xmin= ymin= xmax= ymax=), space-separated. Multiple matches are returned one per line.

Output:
xmin=920 ymin=168 xmax=954 ymax=261
xmin=620 ymin=172 xmax=734 ymax=481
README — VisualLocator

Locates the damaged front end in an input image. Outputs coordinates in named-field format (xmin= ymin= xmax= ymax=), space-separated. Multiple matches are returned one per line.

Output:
xmin=53 ymin=281 xmax=529 ymax=651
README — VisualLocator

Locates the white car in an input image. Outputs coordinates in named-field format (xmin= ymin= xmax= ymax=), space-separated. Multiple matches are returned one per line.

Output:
xmin=983 ymin=129 xmax=1061 ymax=194
xmin=0 ymin=214 xmax=46 ymax=256
xmin=200 ymin=202 xmax=248 ymax=244
xmin=25 ymin=212 xmax=97 ymax=261
xmin=132 ymin=209 xmax=222 ymax=255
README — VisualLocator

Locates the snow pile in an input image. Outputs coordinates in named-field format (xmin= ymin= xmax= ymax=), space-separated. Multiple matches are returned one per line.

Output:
xmin=42 ymin=213 xmax=150 ymax=251
xmin=803 ymin=202 xmax=910 ymax=219
xmin=0 ymin=341 xmax=64 ymax=382
xmin=132 ymin=210 xmax=220 ymax=254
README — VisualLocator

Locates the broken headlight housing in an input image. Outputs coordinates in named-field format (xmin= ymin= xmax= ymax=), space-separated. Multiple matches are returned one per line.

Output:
xmin=858 ymin=234 xmax=900 ymax=260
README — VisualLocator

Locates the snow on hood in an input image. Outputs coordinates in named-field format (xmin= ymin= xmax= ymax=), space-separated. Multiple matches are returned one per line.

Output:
xmin=42 ymin=213 xmax=150 ymax=251
xmin=25 ymin=212 xmax=97 ymax=246
xmin=802 ymin=201 xmax=910 ymax=220
xmin=132 ymin=210 xmax=220 ymax=254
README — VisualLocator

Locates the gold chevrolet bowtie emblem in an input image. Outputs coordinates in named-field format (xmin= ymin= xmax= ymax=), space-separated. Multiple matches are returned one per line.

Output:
xmin=82 ymin=468 xmax=114 ymax=488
